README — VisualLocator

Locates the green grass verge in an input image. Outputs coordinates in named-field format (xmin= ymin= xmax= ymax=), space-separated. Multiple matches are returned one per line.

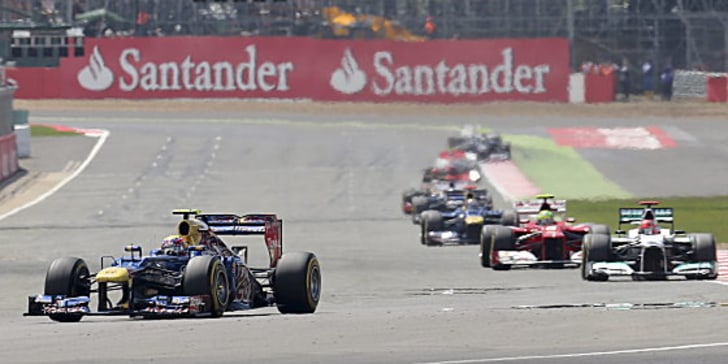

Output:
xmin=507 ymin=134 xmax=631 ymax=200
xmin=568 ymin=196 xmax=728 ymax=244
xmin=30 ymin=125 xmax=80 ymax=137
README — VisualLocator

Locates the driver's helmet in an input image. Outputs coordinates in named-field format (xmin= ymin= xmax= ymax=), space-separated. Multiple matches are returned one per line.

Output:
xmin=639 ymin=219 xmax=660 ymax=235
xmin=536 ymin=210 xmax=554 ymax=225
xmin=160 ymin=234 xmax=189 ymax=256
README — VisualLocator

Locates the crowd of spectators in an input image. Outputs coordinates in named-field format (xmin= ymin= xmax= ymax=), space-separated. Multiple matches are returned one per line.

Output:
xmin=581 ymin=59 xmax=674 ymax=101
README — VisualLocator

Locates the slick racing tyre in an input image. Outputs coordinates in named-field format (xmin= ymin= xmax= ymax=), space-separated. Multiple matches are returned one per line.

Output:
xmin=447 ymin=137 xmax=466 ymax=149
xmin=274 ymin=252 xmax=321 ymax=314
xmin=687 ymin=233 xmax=718 ymax=280
xmin=581 ymin=234 xmax=611 ymax=281
xmin=491 ymin=226 xmax=514 ymax=271
xmin=44 ymin=257 xmax=91 ymax=323
xmin=421 ymin=210 xmax=443 ymax=246
xmin=183 ymin=255 xmax=230 ymax=317
xmin=480 ymin=225 xmax=498 ymax=267
xmin=500 ymin=209 xmax=517 ymax=227
xmin=411 ymin=196 xmax=428 ymax=216
xmin=586 ymin=223 xmax=611 ymax=236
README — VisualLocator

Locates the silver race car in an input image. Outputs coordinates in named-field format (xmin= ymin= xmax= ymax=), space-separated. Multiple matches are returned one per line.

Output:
xmin=581 ymin=201 xmax=718 ymax=281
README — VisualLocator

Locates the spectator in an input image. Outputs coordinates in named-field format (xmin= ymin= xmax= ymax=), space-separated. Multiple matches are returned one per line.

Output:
xmin=660 ymin=65 xmax=674 ymax=101
xmin=424 ymin=15 xmax=436 ymax=38
xmin=136 ymin=10 xmax=151 ymax=36
xmin=618 ymin=58 xmax=631 ymax=101
xmin=642 ymin=60 xmax=654 ymax=100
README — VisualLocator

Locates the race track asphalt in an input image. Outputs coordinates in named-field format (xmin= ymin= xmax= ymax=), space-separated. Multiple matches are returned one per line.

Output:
xmin=1 ymin=105 xmax=728 ymax=364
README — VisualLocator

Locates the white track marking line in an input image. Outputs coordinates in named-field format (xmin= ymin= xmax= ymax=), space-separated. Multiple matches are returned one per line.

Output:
xmin=0 ymin=128 xmax=109 ymax=221
xmin=415 ymin=342 xmax=728 ymax=364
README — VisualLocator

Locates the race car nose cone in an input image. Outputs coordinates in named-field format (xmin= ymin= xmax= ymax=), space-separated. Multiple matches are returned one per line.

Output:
xmin=96 ymin=267 xmax=130 ymax=283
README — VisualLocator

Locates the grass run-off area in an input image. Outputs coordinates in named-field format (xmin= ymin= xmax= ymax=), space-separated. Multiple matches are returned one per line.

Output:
xmin=30 ymin=124 xmax=80 ymax=137
xmin=567 ymin=196 xmax=728 ymax=244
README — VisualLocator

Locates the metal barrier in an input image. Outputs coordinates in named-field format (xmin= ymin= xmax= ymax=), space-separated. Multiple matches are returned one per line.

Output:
xmin=673 ymin=70 xmax=727 ymax=99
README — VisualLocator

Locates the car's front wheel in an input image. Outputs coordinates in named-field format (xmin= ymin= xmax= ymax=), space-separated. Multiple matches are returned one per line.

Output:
xmin=183 ymin=255 xmax=230 ymax=317
xmin=44 ymin=257 xmax=91 ymax=323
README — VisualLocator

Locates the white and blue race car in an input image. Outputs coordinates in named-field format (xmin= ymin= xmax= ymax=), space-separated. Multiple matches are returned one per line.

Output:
xmin=581 ymin=201 xmax=717 ymax=281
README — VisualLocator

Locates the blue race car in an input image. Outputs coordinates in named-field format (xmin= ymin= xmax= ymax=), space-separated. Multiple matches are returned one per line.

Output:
xmin=420 ymin=187 xmax=516 ymax=246
xmin=25 ymin=209 xmax=321 ymax=322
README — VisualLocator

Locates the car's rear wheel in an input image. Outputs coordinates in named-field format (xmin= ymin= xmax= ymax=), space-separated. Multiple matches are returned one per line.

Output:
xmin=274 ymin=252 xmax=321 ymax=314
xmin=465 ymin=223 xmax=483 ymax=244
xmin=411 ymin=196 xmax=428 ymax=217
xmin=587 ymin=224 xmax=611 ymax=236
xmin=500 ymin=209 xmax=517 ymax=227
xmin=183 ymin=255 xmax=229 ymax=317
xmin=447 ymin=137 xmax=466 ymax=149
xmin=44 ymin=257 xmax=91 ymax=323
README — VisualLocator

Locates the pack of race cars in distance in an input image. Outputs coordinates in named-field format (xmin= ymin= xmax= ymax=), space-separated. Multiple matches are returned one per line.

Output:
xmin=446 ymin=125 xmax=511 ymax=162
xmin=401 ymin=126 xmax=510 ymax=215
xmin=581 ymin=201 xmax=718 ymax=281
xmin=25 ymin=209 xmax=321 ymax=322
xmin=479 ymin=194 xmax=609 ymax=270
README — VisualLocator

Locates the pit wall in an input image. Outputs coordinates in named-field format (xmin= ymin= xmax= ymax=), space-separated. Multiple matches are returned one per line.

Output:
xmin=6 ymin=37 xmax=570 ymax=103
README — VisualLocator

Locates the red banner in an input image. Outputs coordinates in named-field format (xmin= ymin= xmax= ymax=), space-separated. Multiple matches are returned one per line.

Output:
xmin=8 ymin=37 xmax=569 ymax=102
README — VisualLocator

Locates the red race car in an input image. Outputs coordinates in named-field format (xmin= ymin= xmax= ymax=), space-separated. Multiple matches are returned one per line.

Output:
xmin=479 ymin=194 xmax=609 ymax=270
xmin=431 ymin=150 xmax=482 ymax=183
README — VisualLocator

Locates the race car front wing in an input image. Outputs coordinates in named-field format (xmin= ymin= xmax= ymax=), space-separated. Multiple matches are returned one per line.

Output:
xmin=492 ymin=250 xmax=582 ymax=267
xmin=584 ymin=261 xmax=717 ymax=279
xmin=24 ymin=294 xmax=214 ymax=318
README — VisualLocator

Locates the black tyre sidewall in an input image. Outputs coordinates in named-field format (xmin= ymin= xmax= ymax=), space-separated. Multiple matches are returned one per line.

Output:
xmin=44 ymin=257 xmax=90 ymax=322
xmin=491 ymin=227 xmax=514 ymax=270
xmin=691 ymin=233 xmax=717 ymax=262
xmin=275 ymin=252 xmax=321 ymax=314
xmin=582 ymin=233 xmax=611 ymax=281
xmin=480 ymin=226 xmax=495 ymax=267
xmin=183 ymin=255 xmax=229 ymax=317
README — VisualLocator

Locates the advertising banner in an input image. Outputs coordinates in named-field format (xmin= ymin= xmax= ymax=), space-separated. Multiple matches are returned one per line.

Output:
xmin=8 ymin=37 xmax=569 ymax=102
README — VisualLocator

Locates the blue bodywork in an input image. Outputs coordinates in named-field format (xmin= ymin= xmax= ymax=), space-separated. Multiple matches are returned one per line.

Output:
xmin=413 ymin=188 xmax=496 ymax=225
xmin=421 ymin=195 xmax=507 ymax=245
xmin=26 ymin=245 xmax=267 ymax=318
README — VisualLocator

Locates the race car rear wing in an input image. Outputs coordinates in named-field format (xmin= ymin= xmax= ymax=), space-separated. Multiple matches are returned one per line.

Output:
xmin=618 ymin=207 xmax=674 ymax=224
xmin=196 ymin=213 xmax=283 ymax=268
xmin=513 ymin=198 xmax=567 ymax=215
